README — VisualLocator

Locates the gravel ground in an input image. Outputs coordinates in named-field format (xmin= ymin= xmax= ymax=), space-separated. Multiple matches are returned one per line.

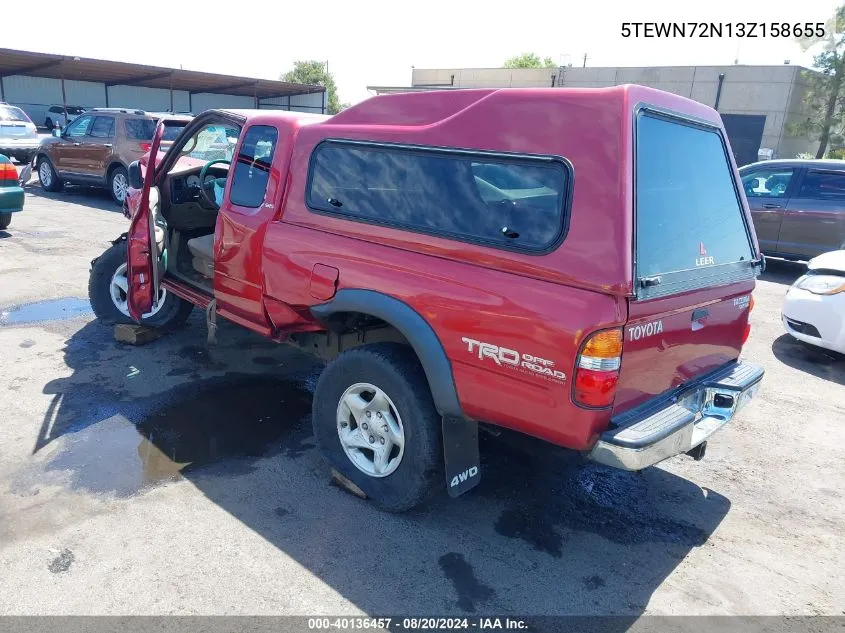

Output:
xmin=0 ymin=180 xmax=843 ymax=617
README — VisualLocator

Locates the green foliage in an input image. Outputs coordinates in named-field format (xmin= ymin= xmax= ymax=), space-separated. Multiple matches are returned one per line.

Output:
xmin=281 ymin=60 xmax=342 ymax=115
xmin=789 ymin=5 xmax=845 ymax=157
xmin=503 ymin=53 xmax=556 ymax=69
xmin=827 ymin=147 xmax=845 ymax=159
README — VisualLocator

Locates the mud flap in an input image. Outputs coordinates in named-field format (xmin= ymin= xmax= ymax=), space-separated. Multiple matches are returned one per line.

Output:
xmin=442 ymin=416 xmax=480 ymax=498
xmin=205 ymin=298 xmax=217 ymax=346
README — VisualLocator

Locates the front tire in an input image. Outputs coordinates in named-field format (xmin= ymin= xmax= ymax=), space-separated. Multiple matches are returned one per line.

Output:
xmin=0 ymin=213 xmax=11 ymax=230
xmin=88 ymin=241 xmax=193 ymax=328
xmin=312 ymin=343 xmax=443 ymax=512
xmin=37 ymin=157 xmax=63 ymax=192
xmin=109 ymin=166 xmax=128 ymax=206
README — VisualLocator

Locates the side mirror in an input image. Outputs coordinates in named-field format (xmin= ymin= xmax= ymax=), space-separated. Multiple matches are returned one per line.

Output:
xmin=128 ymin=160 xmax=143 ymax=189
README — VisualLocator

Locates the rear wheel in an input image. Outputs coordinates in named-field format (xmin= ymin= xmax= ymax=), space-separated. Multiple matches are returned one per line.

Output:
xmin=312 ymin=343 xmax=443 ymax=512
xmin=37 ymin=157 xmax=62 ymax=192
xmin=109 ymin=166 xmax=128 ymax=206
xmin=88 ymin=241 xmax=193 ymax=328
xmin=0 ymin=213 xmax=11 ymax=230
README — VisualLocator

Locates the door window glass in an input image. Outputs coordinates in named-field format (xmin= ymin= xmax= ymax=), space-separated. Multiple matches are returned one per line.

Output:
xmin=65 ymin=115 xmax=93 ymax=137
xmin=740 ymin=168 xmax=793 ymax=198
xmin=798 ymin=171 xmax=845 ymax=200
xmin=229 ymin=125 xmax=278 ymax=208
xmin=89 ymin=116 xmax=115 ymax=138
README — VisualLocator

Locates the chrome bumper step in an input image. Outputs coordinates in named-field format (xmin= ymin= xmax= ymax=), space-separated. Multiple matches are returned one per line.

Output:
xmin=589 ymin=361 xmax=764 ymax=471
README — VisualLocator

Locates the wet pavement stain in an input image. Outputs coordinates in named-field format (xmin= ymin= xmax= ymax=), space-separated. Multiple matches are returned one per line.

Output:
xmin=48 ymin=548 xmax=74 ymax=573
xmin=0 ymin=298 xmax=93 ymax=326
xmin=274 ymin=506 xmax=290 ymax=517
xmin=494 ymin=508 xmax=562 ymax=557
xmin=178 ymin=344 xmax=227 ymax=371
xmin=582 ymin=575 xmax=606 ymax=591
xmin=480 ymin=433 xmax=722 ymax=552
xmin=438 ymin=552 xmax=495 ymax=613
xmin=40 ymin=376 xmax=314 ymax=497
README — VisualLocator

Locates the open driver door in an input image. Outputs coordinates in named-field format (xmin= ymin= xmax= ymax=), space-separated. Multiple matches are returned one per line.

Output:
xmin=126 ymin=121 xmax=166 ymax=322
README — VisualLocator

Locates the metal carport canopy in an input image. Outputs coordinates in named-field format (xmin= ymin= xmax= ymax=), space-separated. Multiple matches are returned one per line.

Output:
xmin=0 ymin=48 xmax=324 ymax=102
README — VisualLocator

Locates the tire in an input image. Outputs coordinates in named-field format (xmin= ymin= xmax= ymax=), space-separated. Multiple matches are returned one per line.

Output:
xmin=45 ymin=117 xmax=53 ymax=130
xmin=88 ymin=241 xmax=193 ymax=328
xmin=312 ymin=342 xmax=443 ymax=512
xmin=0 ymin=213 xmax=11 ymax=230
xmin=109 ymin=166 xmax=129 ymax=206
xmin=37 ymin=156 xmax=63 ymax=192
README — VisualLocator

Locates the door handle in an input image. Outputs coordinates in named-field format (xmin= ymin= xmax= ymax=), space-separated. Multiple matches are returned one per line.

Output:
xmin=762 ymin=203 xmax=782 ymax=209
xmin=104 ymin=144 xmax=112 ymax=148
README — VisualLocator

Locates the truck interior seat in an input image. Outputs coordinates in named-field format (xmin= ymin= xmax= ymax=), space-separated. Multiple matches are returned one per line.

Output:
xmin=186 ymin=234 xmax=214 ymax=278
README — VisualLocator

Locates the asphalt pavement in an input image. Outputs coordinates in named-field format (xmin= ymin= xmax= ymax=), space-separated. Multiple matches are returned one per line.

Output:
xmin=0 ymin=179 xmax=843 ymax=617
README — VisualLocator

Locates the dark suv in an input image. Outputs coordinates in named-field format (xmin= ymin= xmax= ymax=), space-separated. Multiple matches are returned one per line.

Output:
xmin=35 ymin=108 xmax=191 ymax=205
xmin=741 ymin=158 xmax=845 ymax=260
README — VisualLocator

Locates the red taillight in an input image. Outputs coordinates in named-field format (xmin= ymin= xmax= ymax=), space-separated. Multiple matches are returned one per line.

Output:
xmin=140 ymin=142 xmax=152 ymax=152
xmin=743 ymin=294 xmax=755 ymax=344
xmin=0 ymin=161 xmax=18 ymax=186
xmin=573 ymin=328 xmax=623 ymax=409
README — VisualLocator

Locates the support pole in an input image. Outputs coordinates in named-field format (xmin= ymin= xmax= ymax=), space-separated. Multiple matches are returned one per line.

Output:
xmin=0 ymin=76 xmax=5 ymax=101
xmin=61 ymin=76 xmax=68 ymax=125
xmin=104 ymin=84 xmax=109 ymax=107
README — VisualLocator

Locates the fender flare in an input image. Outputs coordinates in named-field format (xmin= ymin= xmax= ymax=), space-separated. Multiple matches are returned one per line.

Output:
xmin=310 ymin=289 xmax=467 ymax=420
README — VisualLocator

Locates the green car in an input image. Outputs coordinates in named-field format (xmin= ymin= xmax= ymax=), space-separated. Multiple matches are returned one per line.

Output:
xmin=0 ymin=153 xmax=24 ymax=230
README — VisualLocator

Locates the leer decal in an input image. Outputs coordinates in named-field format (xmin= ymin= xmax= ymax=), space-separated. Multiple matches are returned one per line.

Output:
xmin=696 ymin=241 xmax=715 ymax=267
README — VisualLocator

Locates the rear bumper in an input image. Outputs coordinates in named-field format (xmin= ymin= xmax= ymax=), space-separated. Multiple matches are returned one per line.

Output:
xmin=589 ymin=361 xmax=764 ymax=471
xmin=0 ymin=141 xmax=39 ymax=155
xmin=0 ymin=186 xmax=25 ymax=213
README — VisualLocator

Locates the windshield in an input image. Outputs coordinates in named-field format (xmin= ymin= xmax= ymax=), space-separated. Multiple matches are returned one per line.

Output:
xmin=179 ymin=124 xmax=241 ymax=162
xmin=0 ymin=105 xmax=30 ymax=122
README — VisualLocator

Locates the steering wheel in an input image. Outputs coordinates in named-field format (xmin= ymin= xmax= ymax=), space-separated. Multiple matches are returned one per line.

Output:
xmin=198 ymin=159 xmax=231 ymax=209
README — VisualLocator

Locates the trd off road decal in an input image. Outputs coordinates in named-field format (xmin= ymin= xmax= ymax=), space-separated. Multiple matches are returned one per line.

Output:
xmin=461 ymin=337 xmax=566 ymax=383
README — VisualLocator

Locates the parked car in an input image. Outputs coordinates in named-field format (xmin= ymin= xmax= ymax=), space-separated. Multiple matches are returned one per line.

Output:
xmin=35 ymin=109 xmax=192 ymax=205
xmin=0 ymin=153 xmax=25 ymax=230
xmin=44 ymin=105 xmax=87 ymax=130
xmin=740 ymin=158 xmax=845 ymax=261
xmin=0 ymin=103 xmax=40 ymax=164
xmin=782 ymin=249 xmax=845 ymax=354
xmin=89 ymin=86 xmax=764 ymax=512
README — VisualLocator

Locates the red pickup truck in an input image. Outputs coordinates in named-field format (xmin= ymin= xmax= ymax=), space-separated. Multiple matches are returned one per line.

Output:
xmin=89 ymin=85 xmax=764 ymax=512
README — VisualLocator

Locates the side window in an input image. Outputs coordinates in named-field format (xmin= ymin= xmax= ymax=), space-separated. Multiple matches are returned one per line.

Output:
xmin=65 ymin=115 xmax=93 ymax=137
xmin=307 ymin=142 xmax=568 ymax=251
xmin=798 ymin=171 xmax=845 ymax=200
xmin=124 ymin=119 xmax=156 ymax=140
xmin=741 ymin=168 xmax=793 ymax=198
xmin=89 ymin=116 xmax=115 ymax=138
xmin=229 ymin=126 xmax=278 ymax=208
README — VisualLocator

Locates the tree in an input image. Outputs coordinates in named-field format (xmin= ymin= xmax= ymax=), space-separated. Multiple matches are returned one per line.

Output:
xmin=790 ymin=6 xmax=845 ymax=158
xmin=281 ymin=60 xmax=342 ymax=114
xmin=503 ymin=53 xmax=556 ymax=69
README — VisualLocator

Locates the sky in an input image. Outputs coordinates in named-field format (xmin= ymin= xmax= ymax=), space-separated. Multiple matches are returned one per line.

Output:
xmin=7 ymin=0 xmax=844 ymax=105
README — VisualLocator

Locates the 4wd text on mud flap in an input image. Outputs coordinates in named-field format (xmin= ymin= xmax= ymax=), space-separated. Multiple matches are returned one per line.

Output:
xmin=450 ymin=466 xmax=478 ymax=488
xmin=461 ymin=337 xmax=567 ymax=382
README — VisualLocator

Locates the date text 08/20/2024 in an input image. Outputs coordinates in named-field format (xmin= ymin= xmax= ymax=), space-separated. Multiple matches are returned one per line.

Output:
xmin=621 ymin=22 xmax=828 ymax=38
xmin=307 ymin=618 xmax=528 ymax=630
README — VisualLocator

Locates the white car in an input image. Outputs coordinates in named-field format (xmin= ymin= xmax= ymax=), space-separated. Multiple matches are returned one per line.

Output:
xmin=782 ymin=250 xmax=845 ymax=354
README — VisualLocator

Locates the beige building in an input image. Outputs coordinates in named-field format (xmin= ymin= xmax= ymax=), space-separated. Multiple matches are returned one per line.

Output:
xmin=369 ymin=65 xmax=820 ymax=166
